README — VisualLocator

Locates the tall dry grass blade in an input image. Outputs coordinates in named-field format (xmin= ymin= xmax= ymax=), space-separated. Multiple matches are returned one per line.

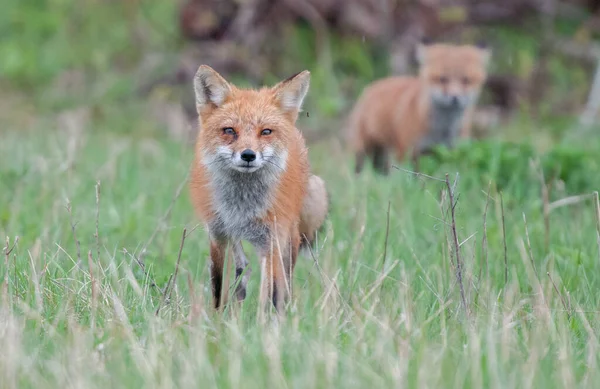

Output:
xmin=381 ymin=200 xmax=391 ymax=269
xmin=594 ymin=191 xmax=600 ymax=261
xmin=445 ymin=173 xmax=468 ymax=317
xmin=547 ymin=272 xmax=570 ymax=319
xmin=95 ymin=181 xmax=101 ymax=262
xmin=140 ymin=171 xmax=189 ymax=262
xmin=548 ymin=194 xmax=593 ymax=212
xmin=66 ymin=200 xmax=81 ymax=268
xmin=480 ymin=181 xmax=492 ymax=281
xmin=88 ymin=250 xmax=99 ymax=331
xmin=522 ymin=213 xmax=539 ymax=281
xmin=500 ymin=191 xmax=508 ymax=286
xmin=3 ymin=236 xmax=18 ymax=308
xmin=155 ymin=228 xmax=187 ymax=316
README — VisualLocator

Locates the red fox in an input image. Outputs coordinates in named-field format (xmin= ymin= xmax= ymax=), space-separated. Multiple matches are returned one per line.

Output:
xmin=347 ymin=41 xmax=491 ymax=174
xmin=188 ymin=65 xmax=328 ymax=313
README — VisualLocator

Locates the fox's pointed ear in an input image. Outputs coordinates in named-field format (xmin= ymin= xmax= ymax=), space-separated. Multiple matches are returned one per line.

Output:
xmin=273 ymin=70 xmax=311 ymax=115
xmin=415 ymin=43 xmax=429 ymax=65
xmin=477 ymin=44 xmax=492 ymax=67
xmin=193 ymin=65 xmax=232 ymax=113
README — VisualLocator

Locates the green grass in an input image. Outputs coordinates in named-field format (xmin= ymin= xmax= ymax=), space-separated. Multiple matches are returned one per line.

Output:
xmin=1 ymin=105 xmax=600 ymax=388
xmin=2 ymin=1 xmax=600 ymax=387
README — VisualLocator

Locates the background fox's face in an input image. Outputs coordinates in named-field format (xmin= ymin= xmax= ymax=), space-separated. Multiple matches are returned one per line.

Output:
xmin=193 ymin=66 xmax=310 ymax=175
xmin=417 ymin=43 xmax=491 ymax=109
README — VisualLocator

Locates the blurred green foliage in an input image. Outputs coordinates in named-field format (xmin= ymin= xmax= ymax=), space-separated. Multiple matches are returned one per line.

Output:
xmin=0 ymin=0 xmax=598 ymax=137
xmin=420 ymin=139 xmax=600 ymax=198
xmin=0 ymin=0 xmax=179 ymax=89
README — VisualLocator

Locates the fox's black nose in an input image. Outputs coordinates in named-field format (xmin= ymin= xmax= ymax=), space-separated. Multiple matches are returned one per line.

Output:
xmin=240 ymin=149 xmax=256 ymax=162
xmin=450 ymin=96 xmax=460 ymax=105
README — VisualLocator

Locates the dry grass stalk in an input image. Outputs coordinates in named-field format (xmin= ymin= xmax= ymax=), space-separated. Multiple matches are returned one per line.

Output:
xmin=445 ymin=173 xmax=468 ymax=316
xmin=140 ymin=171 xmax=189 ymax=262
xmin=500 ymin=191 xmax=508 ymax=286
xmin=547 ymin=271 xmax=571 ymax=319
xmin=156 ymin=227 xmax=187 ymax=316
xmin=548 ymin=193 xmax=593 ymax=212
xmin=3 ymin=236 xmax=18 ymax=307
xmin=88 ymin=250 xmax=99 ymax=331
xmin=522 ymin=212 xmax=539 ymax=280
xmin=594 ymin=191 xmax=600 ymax=261
xmin=66 ymin=200 xmax=81 ymax=267
xmin=381 ymin=201 xmax=391 ymax=268
xmin=480 ymin=181 xmax=492 ymax=281
xmin=95 ymin=181 xmax=101 ymax=262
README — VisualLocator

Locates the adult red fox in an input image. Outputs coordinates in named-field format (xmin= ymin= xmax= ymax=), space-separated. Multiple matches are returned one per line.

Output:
xmin=189 ymin=65 xmax=328 ymax=313
xmin=347 ymin=42 xmax=491 ymax=174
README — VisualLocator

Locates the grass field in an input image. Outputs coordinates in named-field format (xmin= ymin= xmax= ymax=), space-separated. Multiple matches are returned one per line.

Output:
xmin=2 ymin=1 xmax=600 ymax=387
xmin=1 ymin=101 xmax=600 ymax=388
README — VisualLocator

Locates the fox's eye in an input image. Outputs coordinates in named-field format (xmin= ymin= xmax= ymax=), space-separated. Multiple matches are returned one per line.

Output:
xmin=261 ymin=129 xmax=273 ymax=136
xmin=462 ymin=77 xmax=471 ymax=85
xmin=223 ymin=127 xmax=236 ymax=135
xmin=438 ymin=76 xmax=449 ymax=84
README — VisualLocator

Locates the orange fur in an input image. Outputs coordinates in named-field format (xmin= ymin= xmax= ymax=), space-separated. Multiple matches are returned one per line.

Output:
xmin=188 ymin=66 xmax=326 ymax=313
xmin=299 ymin=175 xmax=329 ymax=249
xmin=347 ymin=43 xmax=491 ymax=174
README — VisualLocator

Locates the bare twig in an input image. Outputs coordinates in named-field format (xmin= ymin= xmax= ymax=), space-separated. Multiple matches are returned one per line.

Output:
xmin=66 ymin=199 xmax=82 ymax=267
xmin=445 ymin=174 xmax=468 ymax=316
xmin=381 ymin=201 xmax=391 ymax=268
xmin=523 ymin=213 xmax=539 ymax=280
xmin=547 ymin=272 xmax=571 ymax=319
xmin=95 ymin=181 xmax=101 ymax=262
xmin=500 ymin=192 xmax=508 ymax=286
xmin=155 ymin=228 xmax=188 ymax=316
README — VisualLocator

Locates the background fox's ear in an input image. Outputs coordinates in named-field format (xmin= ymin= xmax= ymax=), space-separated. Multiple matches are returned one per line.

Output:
xmin=415 ymin=43 xmax=429 ymax=65
xmin=193 ymin=65 xmax=232 ymax=113
xmin=478 ymin=44 xmax=492 ymax=67
xmin=273 ymin=70 xmax=311 ymax=114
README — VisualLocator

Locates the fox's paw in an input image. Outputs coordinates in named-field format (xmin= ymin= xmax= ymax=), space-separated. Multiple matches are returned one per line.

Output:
xmin=234 ymin=266 xmax=251 ymax=302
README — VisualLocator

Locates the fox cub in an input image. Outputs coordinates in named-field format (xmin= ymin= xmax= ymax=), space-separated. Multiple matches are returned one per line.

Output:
xmin=189 ymin=65 xmax=328 ymax=313
xmin=347 ymin=41 xmax=491 ymax=174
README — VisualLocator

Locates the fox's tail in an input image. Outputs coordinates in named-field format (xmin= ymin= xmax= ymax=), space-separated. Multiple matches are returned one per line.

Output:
xmin=299 ymin=174 xmax=329 ymax=252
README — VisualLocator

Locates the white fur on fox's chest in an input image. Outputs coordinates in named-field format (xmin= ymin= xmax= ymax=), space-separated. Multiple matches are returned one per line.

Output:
xmin=204 ymin=164 xmax=284 ymax=246
xmin=417 ymin=105 xmax=466 ymax=152
xmin=428 ymin=106 xmax=464 ymax=143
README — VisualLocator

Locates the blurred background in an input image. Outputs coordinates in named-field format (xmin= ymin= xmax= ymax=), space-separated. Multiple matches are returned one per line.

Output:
xmin=3 ymin=0 xmax=600 ymax=143
xmin=3 ymin=0 xmax=600 ymax=203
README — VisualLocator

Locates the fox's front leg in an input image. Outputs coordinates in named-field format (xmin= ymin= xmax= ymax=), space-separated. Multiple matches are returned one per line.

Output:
xmin=259 ymin=230 xmax=299 ymax=314
xmin=209 ymin=238 xmax=227 ymax=310
xmin=232 ymin=241 xmax=251 ymax=301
